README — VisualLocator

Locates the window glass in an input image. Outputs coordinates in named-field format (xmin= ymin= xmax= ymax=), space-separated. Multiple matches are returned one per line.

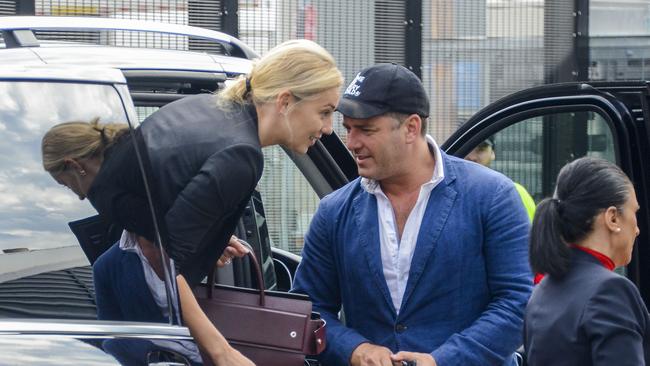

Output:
xmin=0 ymin=81 xmax=127 ymax=256
xmin=489 ymin=111 xmax=615 ymax=202
xmin=258 ymin=145 xmax=320 ymax=255
xmin=466 ymin=110 xmax=621 ymax=273
xmin=0 ymin=80 xmax=137 ymax=322
xmin=136 ymin=106 xmax=159 ymax=122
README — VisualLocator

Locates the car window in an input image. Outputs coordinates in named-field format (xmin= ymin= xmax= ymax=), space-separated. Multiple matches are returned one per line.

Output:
xmin=0 ymin=79 xmax=150 ymax=322
xmin=466 ymin=110 xmax=624 ymax=275
xmin=0 ymin=81 xmax=127 ymax=255
xmin=257 ymin=145 xmax=321 ymax=255
xmin=136 ymin=106 xmax=159 ymax=121
xmin=487 ymin=111 xmax=615 ymax=202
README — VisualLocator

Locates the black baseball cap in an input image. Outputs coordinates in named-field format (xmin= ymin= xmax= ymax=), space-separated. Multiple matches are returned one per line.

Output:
xmin=337 ymin=63 xmax=429 ymax=119
xmin=479 ymin=136 xmax=495 ymax=149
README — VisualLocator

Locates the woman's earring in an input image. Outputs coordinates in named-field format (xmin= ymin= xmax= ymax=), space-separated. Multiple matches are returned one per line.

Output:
xmin=79 ymin=170 xmax=87 ymax=176
xmin=615 ymin=228 xmax=621 ymax=233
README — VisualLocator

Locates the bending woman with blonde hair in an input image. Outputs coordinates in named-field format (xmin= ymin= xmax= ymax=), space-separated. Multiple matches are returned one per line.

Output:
xmin=42 ymin=39 xmax=343 ymax=366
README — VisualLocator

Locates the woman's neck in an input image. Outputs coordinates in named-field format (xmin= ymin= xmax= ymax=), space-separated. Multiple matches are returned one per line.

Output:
xmin=255 ymin=102 xmax=283 ymax=148
xmin=572 ymin=230 xmax=615 ymax=264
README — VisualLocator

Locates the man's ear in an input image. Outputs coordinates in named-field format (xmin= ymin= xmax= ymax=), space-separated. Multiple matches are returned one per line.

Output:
xmin=404 ymin=114 xmax=422 ymax=143
xmin=275 ymin=90 xmax=292 ymax=115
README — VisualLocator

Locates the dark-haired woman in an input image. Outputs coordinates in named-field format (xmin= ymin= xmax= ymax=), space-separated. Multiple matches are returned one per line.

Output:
xmin=524 ymin=157 xmax=648 ymax=365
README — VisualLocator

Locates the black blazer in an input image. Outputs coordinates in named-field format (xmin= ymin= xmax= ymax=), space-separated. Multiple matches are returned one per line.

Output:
xmin=524 ymin=248 xmax=650 ymax=365
xmin=88 ymin=94 xmax=264 ymax=286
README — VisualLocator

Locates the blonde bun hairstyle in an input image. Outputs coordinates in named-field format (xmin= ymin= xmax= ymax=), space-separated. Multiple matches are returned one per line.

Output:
xmin=218 ymin=39 xmax=343 ymax=108
xmin=42 ymin=117 xmax=128 ymax=174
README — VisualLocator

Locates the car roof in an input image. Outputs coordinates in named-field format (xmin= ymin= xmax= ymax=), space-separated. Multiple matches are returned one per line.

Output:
xmin=1 ymin=44 xmax=252 ymax=76
xmin=0 ymin=65 xmax=127 ymax=84
xmin=0 ymin=16 xmax=254 ymax=77
xmin=0 ymin=16 xmax=256 ymax=58
xmin=32 ymin=45 xmax=243 ymax=74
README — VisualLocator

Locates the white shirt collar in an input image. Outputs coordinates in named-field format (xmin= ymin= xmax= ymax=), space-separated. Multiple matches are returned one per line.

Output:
xmin=118 ymin=230 xmax=138 ymax=251
xmin=361 ymin=134 xmax=445 ymax=194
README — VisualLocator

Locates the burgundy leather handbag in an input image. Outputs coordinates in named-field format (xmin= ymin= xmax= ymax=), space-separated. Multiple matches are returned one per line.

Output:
xmin=193 ymin=250 xmax=326 ymax=366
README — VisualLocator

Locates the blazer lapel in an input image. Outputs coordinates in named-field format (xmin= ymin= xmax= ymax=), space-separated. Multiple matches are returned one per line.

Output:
xmin=400 ymin=157 xmax=458 ymax=310
xmin=352 ymin=192 xmax=396 ymax=315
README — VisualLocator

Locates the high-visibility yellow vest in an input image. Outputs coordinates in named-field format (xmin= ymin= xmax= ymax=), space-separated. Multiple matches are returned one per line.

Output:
xmin=514 ymin=182 xmax=536 ymax=222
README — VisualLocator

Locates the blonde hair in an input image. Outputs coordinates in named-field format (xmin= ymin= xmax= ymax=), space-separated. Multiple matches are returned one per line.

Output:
xmin=218 ymin=39 xmax=343 ymax=108
xmin=42 ymin=117 xmax=129 ymax=174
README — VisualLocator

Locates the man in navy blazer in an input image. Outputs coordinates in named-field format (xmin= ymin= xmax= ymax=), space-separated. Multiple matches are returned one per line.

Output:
xmin=292 ymin=64 xmax=533 ymax=366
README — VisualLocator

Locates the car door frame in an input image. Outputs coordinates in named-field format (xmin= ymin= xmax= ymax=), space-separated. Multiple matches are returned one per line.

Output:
xmin=441 ymin=82 xmax=650 ymax=302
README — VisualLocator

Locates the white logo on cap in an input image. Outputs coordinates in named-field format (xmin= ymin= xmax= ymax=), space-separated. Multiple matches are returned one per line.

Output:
xmin=344 ymin=74 xmax=365 ymax=97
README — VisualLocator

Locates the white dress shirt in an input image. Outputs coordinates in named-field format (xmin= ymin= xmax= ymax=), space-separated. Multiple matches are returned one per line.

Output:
xmin=118 ymin=230 xmax=177 ymax=318
xmin=360 ymin=135 xmax=445 ymax=314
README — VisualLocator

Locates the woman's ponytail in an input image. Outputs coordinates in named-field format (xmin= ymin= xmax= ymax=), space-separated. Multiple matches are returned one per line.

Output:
xmin=217 ymin=74 xmax=250 ymax=108
xmin=530 ymin=197 xmax=571 ymax=278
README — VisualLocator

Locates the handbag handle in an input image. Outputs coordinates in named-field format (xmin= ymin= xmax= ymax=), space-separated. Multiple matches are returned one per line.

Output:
xmin=206 ymin=239 xmax=266 ymax=307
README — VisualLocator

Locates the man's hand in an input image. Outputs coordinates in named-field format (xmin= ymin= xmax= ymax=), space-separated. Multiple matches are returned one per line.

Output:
xmin=391 ymin=351 xmax=436 ymax=366
xmin=350 ymin=343 xmax=394 ymax=366
xmin=216 ymin=236 xmax=250 ymax=267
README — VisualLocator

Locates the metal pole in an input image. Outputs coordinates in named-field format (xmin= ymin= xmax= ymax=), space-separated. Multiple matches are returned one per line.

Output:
xmin=541 ymin=0 xmax=590 ymax=197
xmin=405 ymin=0 xmax=423 ymax=79
xmin=222 ymin=0 xmax=238 ymax=38
xmin=16 ymin=0 xmax=35 ymax=15
xmin=575 ymin=0 xmax=590 ymax=82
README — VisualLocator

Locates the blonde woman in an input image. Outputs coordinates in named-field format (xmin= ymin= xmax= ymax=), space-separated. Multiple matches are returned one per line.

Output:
xmin=42 ymin=39 xmax=343 ymax=366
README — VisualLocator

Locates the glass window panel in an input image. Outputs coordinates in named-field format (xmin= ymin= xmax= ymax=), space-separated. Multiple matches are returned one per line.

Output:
xmin=490 ymin=111 xmax=615 ymax=202
xmin=0 ymin=81 xmax=127 ymax=255
xmin=467 ymin=109 xmax=621 ymax=274
xmin=258 ymin=145 xmax=320 ymax=255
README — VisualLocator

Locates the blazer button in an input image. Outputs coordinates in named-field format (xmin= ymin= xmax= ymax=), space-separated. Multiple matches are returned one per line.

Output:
xmin=395 ymin=324 xmax=407 ymax=333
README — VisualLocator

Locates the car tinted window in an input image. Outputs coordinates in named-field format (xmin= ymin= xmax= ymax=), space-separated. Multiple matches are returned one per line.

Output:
xmin=488 ymin=111 xmax=616 ymax=202
xmin=0 ymin=81 xmax=127 ymax=275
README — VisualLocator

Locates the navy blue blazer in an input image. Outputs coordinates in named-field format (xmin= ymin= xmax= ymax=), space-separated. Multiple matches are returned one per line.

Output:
xmin=525 ymin=248 xmax=650 ymax=365
xmin=293 ymin=152 xmax=532 ymax=366
xmin=93 ymin=243 xmax=167 ymax=323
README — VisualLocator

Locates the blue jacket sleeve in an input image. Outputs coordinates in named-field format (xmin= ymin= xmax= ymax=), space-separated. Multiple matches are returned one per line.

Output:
xmin=583 ymin=276 xmax=648 ymax=366
xmin=292 ymin=198 xmax=369 ymax=366
xmin=431 ymin=180 xmax=533 ymax=366
xmin=93 ymin=244 xmax=124 ymax=321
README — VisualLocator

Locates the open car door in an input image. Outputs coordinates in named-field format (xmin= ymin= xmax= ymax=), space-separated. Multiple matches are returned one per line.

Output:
xmin=442 ymin=82 xmax=650 ymax=304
